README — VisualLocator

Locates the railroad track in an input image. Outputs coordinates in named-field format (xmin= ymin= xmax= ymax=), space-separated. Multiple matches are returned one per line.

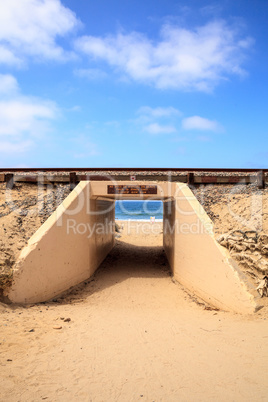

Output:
xmin=0 ymin=168 xmax=267 ymax=189
xmin=0 ymin=167 xmax=268 ymax=172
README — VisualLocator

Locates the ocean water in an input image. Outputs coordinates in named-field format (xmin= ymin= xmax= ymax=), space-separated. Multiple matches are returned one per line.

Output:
xmin=115 ymin=200 xmax=163 ymax=221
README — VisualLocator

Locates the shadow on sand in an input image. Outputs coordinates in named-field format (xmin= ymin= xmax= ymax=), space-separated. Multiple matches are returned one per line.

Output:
xmin=48 ymin=240 xmax=171 ymax=305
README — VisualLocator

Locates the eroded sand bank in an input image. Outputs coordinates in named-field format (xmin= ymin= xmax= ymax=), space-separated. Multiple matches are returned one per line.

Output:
xmin=0 ymin=222 xmax=268 ymax=401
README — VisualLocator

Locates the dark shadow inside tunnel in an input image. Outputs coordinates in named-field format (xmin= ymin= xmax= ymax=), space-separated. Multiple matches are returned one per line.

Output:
xmin=51 ymin=240 xmax=171 ymax=304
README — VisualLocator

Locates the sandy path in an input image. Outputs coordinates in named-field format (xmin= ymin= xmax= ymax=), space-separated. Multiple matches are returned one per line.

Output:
xmin=1 ymin=223 xmax=268 ymax=401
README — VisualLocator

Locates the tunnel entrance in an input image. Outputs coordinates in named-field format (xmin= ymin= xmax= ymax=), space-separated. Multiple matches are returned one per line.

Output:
xmin=105 ymin=197 xmax=169 ymax=285
xmin=114 ymin=199 xmax=164 ymax=256
xmin=5 ymin=180 xmax=258 ymax=314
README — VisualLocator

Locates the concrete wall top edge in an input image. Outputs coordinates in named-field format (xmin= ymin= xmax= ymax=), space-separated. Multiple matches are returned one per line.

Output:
xmin=175 ymin=183 xmax=213 ymax=228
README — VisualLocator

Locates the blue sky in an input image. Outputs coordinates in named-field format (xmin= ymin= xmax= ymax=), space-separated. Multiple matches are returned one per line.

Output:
xmin=0 ymin=0 xmax=267 ymax=168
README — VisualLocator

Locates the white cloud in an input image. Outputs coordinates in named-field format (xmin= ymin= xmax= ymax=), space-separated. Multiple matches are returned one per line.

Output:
xmin=134 ymin=105 xmax=223 ymax=138
xmin=0 ymin=97 xmax=57 ymax=136
xmin=75 ymin=20 xmax=253 ymax=91
xmin=0 ymin=45 xmax=21 ymax=65
xmin=0 ymin=74 xmax=58 ymax=155
xmin=134 ymin=105 xmax=181 ymax=135
xmin=144 ymin=123 xmax=177 ymax=135
xmin=0 ymin=73 xmax=19 ymax=94
xmin=182 ymin=116 xmax=221 ymax=131
xmin=0 ymin=0 xmax=80 ymax=65
xmin=0 ymin=140 xmax=33 ymax=153
xmin=138 ymin=106 xmax=182 ymax=118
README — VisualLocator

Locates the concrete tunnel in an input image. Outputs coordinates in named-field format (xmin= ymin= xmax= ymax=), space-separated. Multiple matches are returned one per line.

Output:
xmin=4 ymin=181 xmax=258 ymax=313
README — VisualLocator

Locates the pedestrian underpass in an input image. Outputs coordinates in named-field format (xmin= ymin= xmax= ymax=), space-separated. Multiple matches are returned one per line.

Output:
xmin=4 ymin=181 xmax=258 ymax=313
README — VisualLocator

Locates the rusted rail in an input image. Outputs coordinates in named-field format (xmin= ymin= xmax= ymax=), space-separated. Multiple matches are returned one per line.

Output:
xmin=0 ymin=168 xmax=267 ymax=189
xmin=0 ymin=167 xmax=268 ymax=172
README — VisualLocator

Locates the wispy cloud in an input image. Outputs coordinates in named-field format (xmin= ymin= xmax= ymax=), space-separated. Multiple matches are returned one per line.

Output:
xmin=135 ymin=106 xmax=224 ymax=137
xmin=0 ymin=0 xmax=80 ymax=66
xmin=182 ymin=115 xmax=222 ymax=132
xmin=0 ymin=140 xmax=33 ymax=153
xmin=138 ymin=106 xmax=182 ymax=118
xmin=0 ymin=73 xmax=19 ymax=94
xmin=135 ymin=106 xmax=180 ymax=135
xmin=0 ymin=97 xmax=57 ymax=137
xmin=75 ymin=20 xmax=253 ymax=92
xmin=0 ymin=74 xmax=58 ymax=155
xmin=144 ymin=123 xmax=177 ymax=135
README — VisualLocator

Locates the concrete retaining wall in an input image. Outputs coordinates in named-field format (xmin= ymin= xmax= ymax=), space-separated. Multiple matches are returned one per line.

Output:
xmin=4 ymin=181 xmax=115 ymax=303
xmin=165 ymin=183 xmax=258 ymax=314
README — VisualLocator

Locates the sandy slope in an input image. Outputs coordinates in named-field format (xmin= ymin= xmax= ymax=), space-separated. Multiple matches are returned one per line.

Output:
xmin=0 ymin=183 xmax=70 ymax=289
xmin=1 ymin=224 xmax=268 ymax=401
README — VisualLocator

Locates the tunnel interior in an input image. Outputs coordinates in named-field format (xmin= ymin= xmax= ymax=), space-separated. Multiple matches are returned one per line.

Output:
xmin=93 ymin=197 xmax=172 ymax=282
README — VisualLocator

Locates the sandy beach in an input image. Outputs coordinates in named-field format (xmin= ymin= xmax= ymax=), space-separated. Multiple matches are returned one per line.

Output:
xmin=1 ymin=221 xmax=268 ymax=401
